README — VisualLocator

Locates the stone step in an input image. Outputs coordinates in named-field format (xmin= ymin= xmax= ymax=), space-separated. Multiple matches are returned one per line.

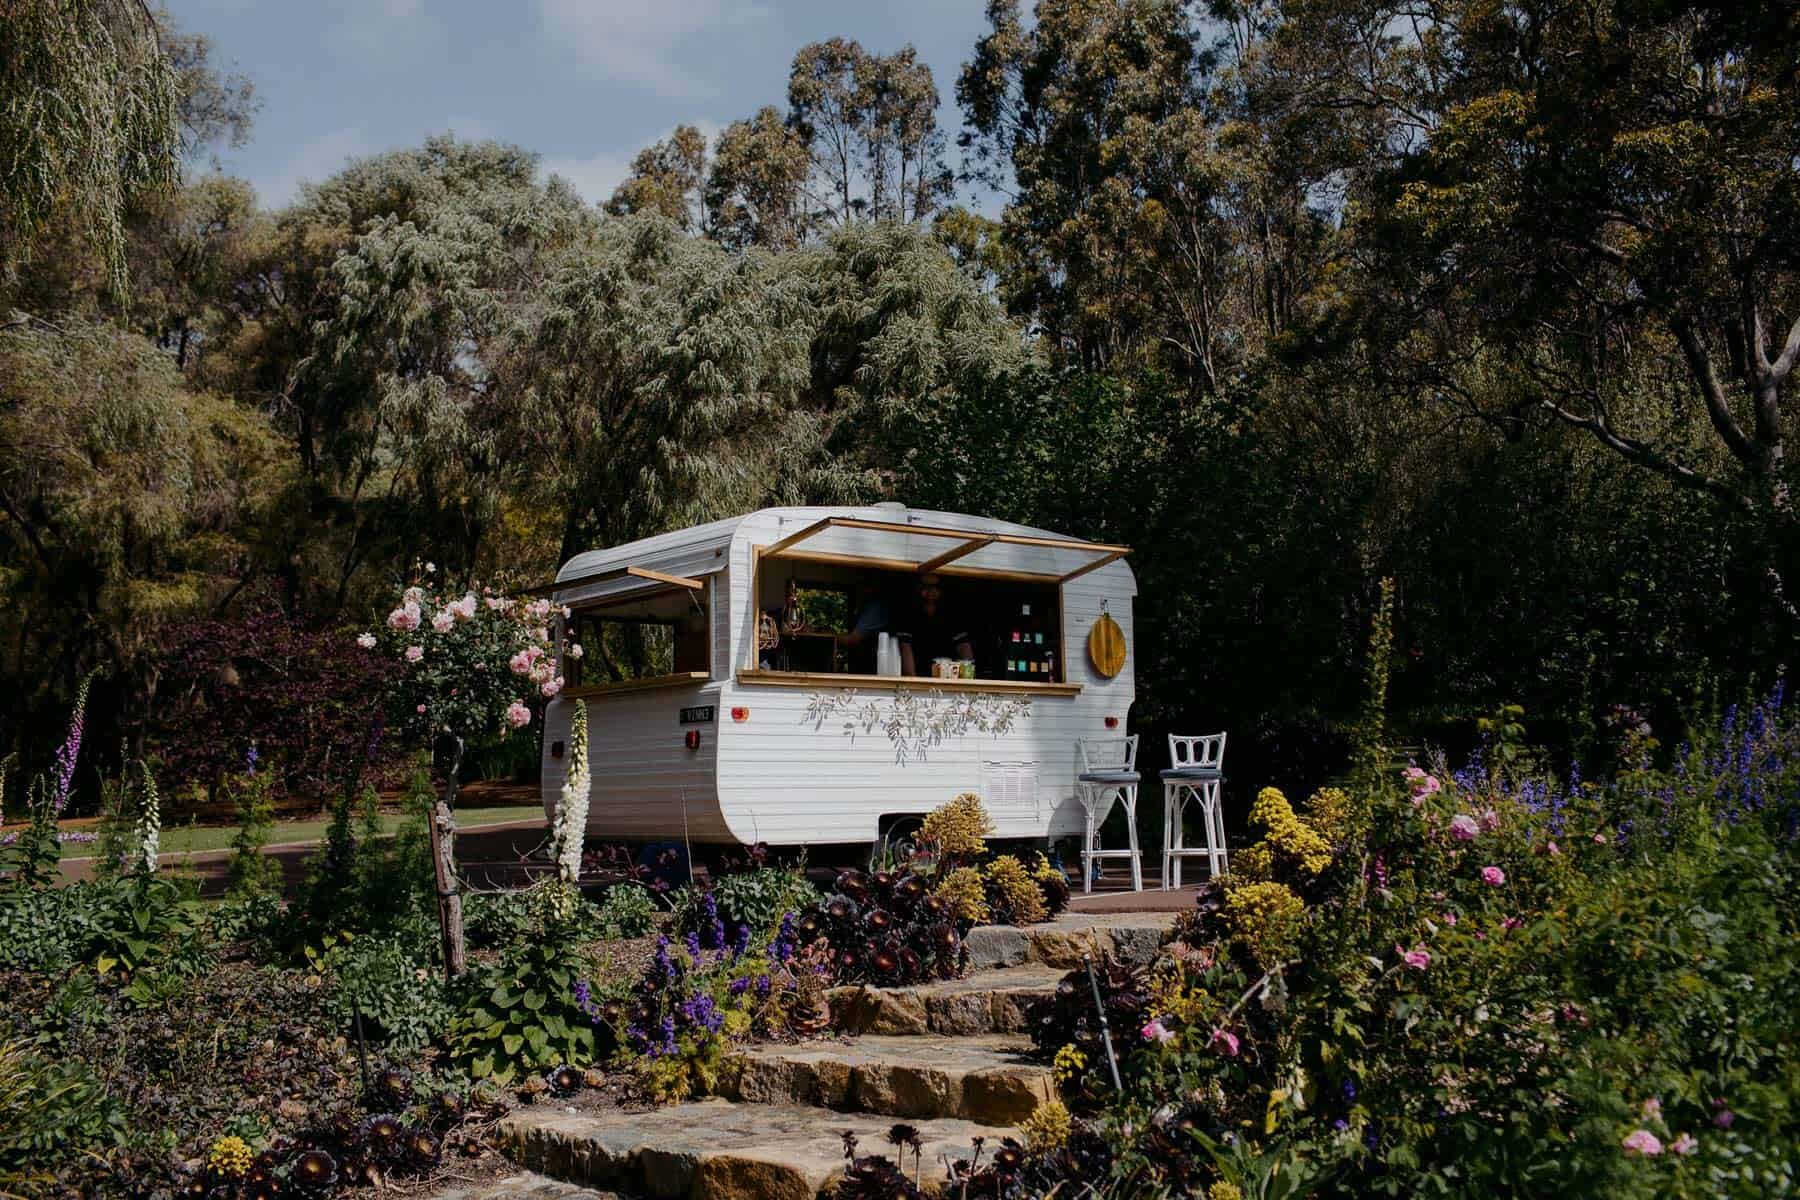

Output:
xmin=430 ymin=1171 xmax=625 ymax=1199
xmin=828 ymin=964 xmax=1065 ymax=1036
xmin=498 ymin=1101 xmax=1008 ymax=1200
xmin=963 ymin=910 xmax=1176 ymax=972
xmin=721 ymin=1034 xmax=1054 ymax=1125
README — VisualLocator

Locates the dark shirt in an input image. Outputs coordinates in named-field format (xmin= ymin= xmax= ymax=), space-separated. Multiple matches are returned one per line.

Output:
xmin=892 ymin=596 xmax=970 ymax=667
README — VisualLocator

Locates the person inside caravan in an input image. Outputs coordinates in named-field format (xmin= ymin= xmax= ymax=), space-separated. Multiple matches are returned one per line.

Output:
xmin=894 ymin=572 xmax=973 ymax=675
xmin=838 ymin=579 xmax=894 ymax=674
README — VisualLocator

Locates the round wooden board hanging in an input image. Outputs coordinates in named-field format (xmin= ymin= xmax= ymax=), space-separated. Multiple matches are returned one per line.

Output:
xmin=1088 ymin=611 xmax=1126 ymax=678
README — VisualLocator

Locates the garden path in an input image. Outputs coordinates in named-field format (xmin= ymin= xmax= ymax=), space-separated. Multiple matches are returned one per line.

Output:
xmin=492 ymin=910 xmax=1174 ymax=1199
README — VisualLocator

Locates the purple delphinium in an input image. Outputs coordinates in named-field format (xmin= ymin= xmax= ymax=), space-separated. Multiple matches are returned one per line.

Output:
xmin=679 ymin=992 xmax=723 ymax=1035
xmin=728 ymin=976 xmax=750 ymax=997
xmin=771 ymin=912 xmax=797 ymax=964
xmin=245 ymin=744 xmax=259 ymax=776
xmin=698 ymin=891 xmax=727 ymax=951
xmin=731 ymin=922 xmax=750 ymax=958
xmin=754 ymin=973 xmax=772 ymax=998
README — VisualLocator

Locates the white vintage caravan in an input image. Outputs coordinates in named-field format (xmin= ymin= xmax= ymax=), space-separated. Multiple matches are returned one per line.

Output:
xmin=538 ymin=505 xmax=1135 ymax=850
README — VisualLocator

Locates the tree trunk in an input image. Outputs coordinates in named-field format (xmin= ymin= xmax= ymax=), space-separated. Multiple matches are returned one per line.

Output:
xmin=431 ymin=734 xmax=468 ymax=979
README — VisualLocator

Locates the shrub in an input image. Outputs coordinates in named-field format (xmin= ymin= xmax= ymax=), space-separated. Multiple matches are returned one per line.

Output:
xmin=596 ymin=881 xmax=657 ymax=939
xmin=314 ymin=934 xmax=452 ymax=1055
xmin=0 ymin=1039 xmax=125 ymax=1181
xmin=933 ymin=866 xmax=990 ymax=925
xmin=982 ymin=855 xmax=1048 ymax=925
xmin=918 ymin=792 xmax=994 ymax=861
xmin=675 ymin=866 xmax=817 ymax=943
xmin=224 ymin=756 xmax=281 ymax=900
xmin=1221 ymin=880 xmax=1304 ymax=968
xmin=795 ymin=868 xmax=966 ymax=985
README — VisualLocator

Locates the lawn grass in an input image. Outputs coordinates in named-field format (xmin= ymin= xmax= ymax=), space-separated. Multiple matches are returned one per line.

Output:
xmin=55 ymin=804 xmax=541 ymax=860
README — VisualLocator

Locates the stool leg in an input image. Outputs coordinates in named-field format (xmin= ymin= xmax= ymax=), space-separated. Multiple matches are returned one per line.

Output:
xmin=1203 ymin=781 xmax=1225 ymax=878
xmin=1160 ymin=784 xmax=1172 ymax=890
xmin=1212 ymin=783 xmax=1229 ymax=876
xmin=1123 ymin=785 xmax=1143 ymax=891
xmin=1079 ymin=789 xmax=1095 ymax=895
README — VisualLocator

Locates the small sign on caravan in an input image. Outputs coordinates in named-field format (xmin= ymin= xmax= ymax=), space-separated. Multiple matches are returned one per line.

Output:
xmin=679 ymin=705 xmax=715 ymax=725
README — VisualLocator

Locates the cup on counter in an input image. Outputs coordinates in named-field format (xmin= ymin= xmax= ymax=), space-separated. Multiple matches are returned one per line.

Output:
xmin=958 ymin=659 xmax=976 ymax=679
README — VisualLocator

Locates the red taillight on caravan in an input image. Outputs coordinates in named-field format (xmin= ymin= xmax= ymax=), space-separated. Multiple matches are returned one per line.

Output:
xmin=685 ymin=729 xmax=701 ymax=750
xmin=731 ymin=707 xmax=748 ymax=722
xmin=1104 ymin=716 xmax=1119 ymax=729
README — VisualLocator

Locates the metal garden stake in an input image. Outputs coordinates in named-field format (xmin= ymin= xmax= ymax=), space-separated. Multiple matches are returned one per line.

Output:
xmin=1084 ymin=953 xmax=1122 ymax=1090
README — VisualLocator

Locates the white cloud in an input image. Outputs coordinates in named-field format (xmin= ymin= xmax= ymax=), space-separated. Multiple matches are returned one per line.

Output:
xmin=253 ymin=125 xmax=378 ymax=208
xmin=536 ymin=0 xmax=771 ymax=99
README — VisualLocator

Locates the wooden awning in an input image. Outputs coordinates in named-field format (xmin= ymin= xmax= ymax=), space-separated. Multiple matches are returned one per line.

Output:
xmin=519 ymin=563 xmax=708 ymax=599
xmin=759 ymin=516 xmax=1129 ymax=584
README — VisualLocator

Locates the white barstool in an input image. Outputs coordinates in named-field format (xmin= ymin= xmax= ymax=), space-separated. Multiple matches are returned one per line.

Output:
xmin=1075 ymin=735 xmax=1144 ymax=893
xmin=1161 ymin=733 xmax=1227 ymax=888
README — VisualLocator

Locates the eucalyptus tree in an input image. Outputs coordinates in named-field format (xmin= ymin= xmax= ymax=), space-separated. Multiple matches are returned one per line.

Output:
xmin=706 ymin=106 xmax=811 ymax=251
xmin=606 ymin=123 xmax=708 ymax=231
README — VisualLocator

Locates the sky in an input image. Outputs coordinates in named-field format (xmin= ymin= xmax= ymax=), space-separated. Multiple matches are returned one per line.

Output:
xmin=164 ymin=0 xmax=995 ymax=211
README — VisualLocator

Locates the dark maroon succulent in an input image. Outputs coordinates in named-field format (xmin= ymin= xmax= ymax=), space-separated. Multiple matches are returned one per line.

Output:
xmin=891 ymin=874 xmax=927 ymax=911
xmin=360 ymin=1113 xmax=405 ymax=1161
xmin=797 ymin=911 xmax=825 ymax=941
xmin=546 ymin=1064 xmax=584 ymax=1094
xmin=897 ymin=947 xmax=923 ymax=978
xmin=825 ymin=894 xmax=862 ymax=925
xmin=290 ymin=1149 xmax=339 ymax=1192
xmin=928 ymin=924 xmax=961 ymax=956
xmin=433 ymin=1089 xmax=466 ymax=1123
xmin=373 ymin=1067 xmax=412 ymax=1107
xmin=834 ymin=869 xmax=871 ymax=902
xmin=870 ymin=943 xmax=902 ymax=978
xmin=864 ymin=907 xmax=895 ymax=934
xmin=406 ymin=1126 xmax=442 ymax=1167
xmin=920 ymin=894 xmax=952 ymax=922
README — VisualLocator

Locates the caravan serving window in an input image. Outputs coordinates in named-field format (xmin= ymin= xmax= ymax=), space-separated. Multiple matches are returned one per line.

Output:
xmin=741 ymin=517 xmax=1127 ymax=697
xmin=562 ymin=580 xmax=711 ymax=696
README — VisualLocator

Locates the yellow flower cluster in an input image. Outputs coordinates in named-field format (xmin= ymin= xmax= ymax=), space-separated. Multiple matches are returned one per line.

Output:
xmin=1020 ymin=1098 xmax=1073 ymax=1150
xmin=207 ymin=1135 xmax=253 ymax=1178
xmin=933 ymin=866 xmax=990 ymax=924
xmin=1030 ymin=852 xmax=1063 ymax=884
xmin=1208 ymin=1182 xmax=1244 ymax=1200
xmin=1301 ymin=785 xmax=1361 ymax=844
xmin=919 ymin=792 xmax=994 ymax=859
xmin=1224 ymin=880 xmax=1306 ymax=968
xmin=1052 ymin=1043 xmax=1087 ymax=1086
xmin=1249 ymin=787 xmax=1333 ymax=877
xmin=982 ymin=854 xmax=1048 ymax=924
xmin=1147 ymin=958 xmax=1213 ymax=1031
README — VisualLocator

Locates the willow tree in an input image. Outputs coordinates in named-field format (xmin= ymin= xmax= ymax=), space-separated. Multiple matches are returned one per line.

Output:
xmin=1 ymin=0 xmax=181 ymax=291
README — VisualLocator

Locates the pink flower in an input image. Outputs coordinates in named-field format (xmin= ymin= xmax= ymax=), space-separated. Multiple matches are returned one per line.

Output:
xmin=1593 ymin=832 xmax=1608 ymax=845
xmin=1670 ymin=1132 xmax=1697 ymax=1156
xmin=485 ymin=596 xmax=512 ymax=612
xmin=1210 ymin=1029 xmax=1239 ymax=1056
xmin=540 ymin=676 xmax=564 ymax=698
xmin=1501 ymin=916 xmax=1523 ymax=932
xmin=415 ymin=703 xmax=427 ymax=714
xmin=1621 ymin=1130 xmax=1662 ymax=1156
xmin=404 ymin=645 xmax=424 ymax=663
xmin=1641 ymin=1098 xmax=1661 ymax=1120
xmin=567 ymin=642 xmax=585 ymax=660
xmin=431 ymin=608 xmax=455 ymax=633
xmin=1440 ymin=912 xmax=1457 ymax=926
xmin=449 ymin=594 xmax=478 ymax=621
xmin=505 ymin=700 xmax=532 ymax=729
xmin=1544 ymin=841 xmax=1560 ymax=856
xmin=1396 ymin=943 xmax=1430 ymax=970
xmin=1449 ymin=814 xmax=1479 ymax=841
xmin=1402 ymin=767 xmax=1441 ymax=800
xmin=509 ymin=650 xmax=533 ymax=676
xmin=356 ymin=632 xmax=377 ymax=649
xmin=1479 ymin=808 xmax=1501 ymax=832
xmin=387 ymin=603 xmax=421 ymax=631
xmin=1141 ymin=1018 xmax=1175 ymax=1045
xmin=1481 ymin=866 xmax=1506 ymax=886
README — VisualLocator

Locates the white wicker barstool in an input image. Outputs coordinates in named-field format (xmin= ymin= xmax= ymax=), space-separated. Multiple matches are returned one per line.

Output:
xmin=1075 ymin=735 xmax=1144 ymax=893
xmin=1161 ymin=732 xmax=1227 ymax=888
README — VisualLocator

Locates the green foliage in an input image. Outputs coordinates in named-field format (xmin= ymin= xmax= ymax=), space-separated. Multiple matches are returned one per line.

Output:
xmin=448 ymin=936 xmax=597 ymax=1085
xmin=0 ymin=0 xmax=181 ymax=291
xmin=675 ymin=868 xmax=818 ymax=942
xmin=312 ymin=933 xmax=451 ymax=1056
xmin=594 ymin=881 xmax=657 ymax=940
xmin=86 ymin=875 xmax=209 ymax=978
xmin=224 ymin=763 xmax=280 ymax=899
xmin=0 ymin=1039 xmax=126 ymax=1183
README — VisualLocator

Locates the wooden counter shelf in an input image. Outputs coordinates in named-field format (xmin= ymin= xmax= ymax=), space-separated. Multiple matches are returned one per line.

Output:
xmin=562 ymin=671 xmax=711 ymax=698
xmin=736 ymin=669 xmax=1080 ymax=697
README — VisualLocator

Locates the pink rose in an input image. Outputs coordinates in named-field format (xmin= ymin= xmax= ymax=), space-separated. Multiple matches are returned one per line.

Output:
xmin=1545 ymin=841 xmax=1560 ymax=856
xmin=450 ymin=594 xmax=478 ymax=621
xmin=1641 ymin=1097 xmax=1661 ymax=1120
xmin=1479 ymin=808 xmax=1501 ymax=832
xmin=405 ymin=645 xmax=424 ymax=663
xmin=1449 ymin=814 xmax=1479 ymax=841
xmin=1481 ymin=866 xmax=1506 ymax=886
xmin=540 ymin=676 xmax=564 ymax=698
xmin=431 ymin=609 xmax=455 ymax=633
xmin=415 ymin=703 xmax=427 ymax=714
xmin=1141 ymin=1018 xmax=1175 ymax=1045
xmin=485 ymin=596 xmax=512 ymax=612
xmin=387 ymin=603 xmax=420 ymax=631
xmin=509 ymin=650 xmax=532 ymax=676
xmin=1396 ymin=943 xmax=1430 ymax=970
xmin=1440 ymin=912 xmax=1457 ymax=926
xmin=1669 ymin=1133 xmax=1697 ymax=1156
xmin=1593 ymin=832 xmax=1608 ymax=845
xmin=567 ymin=642 xmax=585 ymax=660
xmin=356 ymin=632 xmax=377 ymax=649
xmin=1210 ymin=1029 xmax=1239 ymax=1056
xmin=1621 ymin=1129 xmax=1662 ymax=1156
xmin=505 ymin=700 xmax=531 ymax=729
